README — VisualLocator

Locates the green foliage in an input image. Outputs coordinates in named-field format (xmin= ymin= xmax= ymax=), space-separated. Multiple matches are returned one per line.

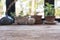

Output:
xmin=44 ymin=3 xmax=55 ymax=16
xmin=19 ymin=11 xmax=24 ymax=17
xmin=25 ymin=13 xmax=30 ymax=17
xmin=10 ymin=12 xmax=16 ymax=17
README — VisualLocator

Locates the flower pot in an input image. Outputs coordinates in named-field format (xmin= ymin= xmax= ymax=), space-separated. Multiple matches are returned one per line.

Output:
xmin=45 ymin=16 xmax=55 ymax=22
xmin=44 ymin=16 xmax=56 ymax=24
xmin=31 ymin=15 xmax=42 ymax=24
xmin=15 ymin=17 xmax=28 ymax=25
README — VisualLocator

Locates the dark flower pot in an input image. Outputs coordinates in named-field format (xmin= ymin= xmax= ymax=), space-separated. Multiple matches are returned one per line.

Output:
xmin=45 ymin=16 xmax=55 ymax=22
xmin=44 ymin=16 xmax=56 ymax=25
xmin=31 ymin=15 xmax=42 ymax=24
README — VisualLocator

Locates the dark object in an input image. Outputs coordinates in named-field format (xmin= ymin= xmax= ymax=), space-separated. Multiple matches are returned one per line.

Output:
xmin=6 ymin=0 xmax=15 ymax=17
xmin=0 ymin=15 xmax=14 ymax=25
xmin=45 ymin=16 xmax=55 ymax=22
xmin=44 ymin=16 xmax=56 ymax=25
xmin=45 ymin=0 xmax=54 ymax=6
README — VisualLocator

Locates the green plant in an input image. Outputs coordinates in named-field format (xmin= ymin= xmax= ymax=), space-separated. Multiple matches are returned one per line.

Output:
xmin=19 ymin=10 xmax=30 ymax=17
xmin=19 ymin=11 xmax=24 ymax=17
xmin=25 ymin=13 xmax=30 ymax=17
xmin=10 ymin=12 xmax=16 ymax=17
xmin=44 ymin=3 xmax=55 ymax=16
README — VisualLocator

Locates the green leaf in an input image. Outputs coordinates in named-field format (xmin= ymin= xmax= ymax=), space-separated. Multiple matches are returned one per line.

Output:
xmin=44 ymin=2 xmax=54 ymax=16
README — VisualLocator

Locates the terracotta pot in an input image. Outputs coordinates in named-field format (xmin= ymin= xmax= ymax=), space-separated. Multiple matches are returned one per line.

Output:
xmin=15 ymin=17 xmax=28 ymax=25
xmin=31 ymin=15 xmax=42 ymax=24
xmin=45 ymin=16 xmax=55 ymax=22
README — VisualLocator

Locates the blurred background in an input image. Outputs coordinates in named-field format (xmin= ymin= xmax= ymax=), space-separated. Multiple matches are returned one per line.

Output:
xmin=0 ymin=0 xmax=60 ymax=19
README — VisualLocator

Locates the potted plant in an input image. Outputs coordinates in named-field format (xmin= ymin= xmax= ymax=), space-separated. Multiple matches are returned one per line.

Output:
xmin=14 ymin=11 xmax=29 ymax=25
xmin=10 ymin=11 xmax=35 ymax=25
xmin=44 ymin=3 xmax=55 ymax=24
xmin=31 ymin=12 xmax=42 ymax=24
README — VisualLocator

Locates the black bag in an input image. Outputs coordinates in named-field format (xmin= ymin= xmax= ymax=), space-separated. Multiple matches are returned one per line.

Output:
xmin=0 ymin=15 xmax=14 ymax=25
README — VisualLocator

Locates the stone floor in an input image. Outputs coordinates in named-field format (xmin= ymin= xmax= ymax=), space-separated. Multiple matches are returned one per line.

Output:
xmin=0 ymin=23 xmax=60 ymax=40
